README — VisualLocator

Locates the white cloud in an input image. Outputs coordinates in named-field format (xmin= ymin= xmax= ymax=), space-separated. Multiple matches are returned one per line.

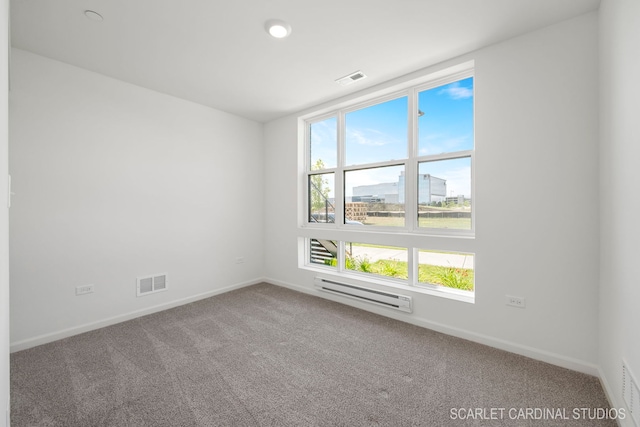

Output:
xmin=310 ymin=119 xmax=336 ymax=146
xmin=439 ymin=82 xmax=473 ymax=100
xmin=441 ymin=135 xmax=471 ymax=150
xmin=347 ymin=129 xmax=389 ymax=147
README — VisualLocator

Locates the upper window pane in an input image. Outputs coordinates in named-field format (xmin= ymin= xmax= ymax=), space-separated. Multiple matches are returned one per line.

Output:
xmin=418 ymin=77 xmax=474 ymax=156
xmin=310 ymin=117 xmax=337 ymax=170
xmin=345 ymin=97 xmax=408 ymax=166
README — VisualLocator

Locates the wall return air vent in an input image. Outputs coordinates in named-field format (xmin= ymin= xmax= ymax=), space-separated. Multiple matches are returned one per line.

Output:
xmin=335 ymin=70 xmax=367 ymax=86
xmin=137 ymin=273 xmax=168 ymax=297
xmin=623 ymin=361 xmax=640 ymax=426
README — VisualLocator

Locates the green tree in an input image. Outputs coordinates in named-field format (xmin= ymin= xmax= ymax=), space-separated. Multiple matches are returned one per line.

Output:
xmin=310 ymin=159 xmax=331 ymax=212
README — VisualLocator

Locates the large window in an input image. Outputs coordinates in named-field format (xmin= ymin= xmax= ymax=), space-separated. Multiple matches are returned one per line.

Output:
xmin=301 ymin=65 xmax=475 ymax=301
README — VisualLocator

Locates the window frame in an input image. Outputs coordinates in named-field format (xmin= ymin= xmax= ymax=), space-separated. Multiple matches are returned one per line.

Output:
xmin=299 ymin=63 xmax=476 ymax=303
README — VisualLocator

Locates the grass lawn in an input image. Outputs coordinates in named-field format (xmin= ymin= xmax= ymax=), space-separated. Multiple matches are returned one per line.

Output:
xmin=362 ymin=216 xmax=471 ymax=229
xmin=344 ymin=257 xmax=474 ymax=291
xmin=418 ymin=217 xmax=471 ymax=230
xmin=418 ymin=264 xmax=474 ymax=291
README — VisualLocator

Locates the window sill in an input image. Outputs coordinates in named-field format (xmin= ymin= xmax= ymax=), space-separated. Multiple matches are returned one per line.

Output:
xmin=299 ymin=223 xmax=476 ymax=240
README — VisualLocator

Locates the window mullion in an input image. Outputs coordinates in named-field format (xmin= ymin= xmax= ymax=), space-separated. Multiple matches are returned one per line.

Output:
xmin=335 ymin=112 xmax=345 ymax=227
xmin=408 ymin=248 xmax=417 ymax=286
xmin=337 ymin=240 xmax=346 ymax=272
xmin=405 ymin=90 xmax=417 ymax=231
xmin=303 ymin=119 xmax=311 ymax=226
xmin=416 ymin=149 xmax=474 ymax=163
xmin=342 ymin=159 xmax=408 ymax=172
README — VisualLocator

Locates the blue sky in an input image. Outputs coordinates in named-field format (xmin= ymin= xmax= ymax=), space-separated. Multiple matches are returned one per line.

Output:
xmin=418 ymin=77 xmax=474 ymax=156
xmin=310 ymin=77 xmax=474 ymax=197
xmin=310 ymin=116 xmax=337 ymax=169
xmin=345 ymin=96 xmax=408 ymax=165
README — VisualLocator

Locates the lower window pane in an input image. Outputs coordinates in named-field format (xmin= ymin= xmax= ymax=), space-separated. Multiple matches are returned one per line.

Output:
xmin=309 ymin=173 xmax=335 ymax=223
xmin=417 ymin=250 xmax=474 ymax=291
xmin=345 ymin=243 xmax=407 ymax=280
xmin=344 ymin=165 xmax=405 ymax=227
xmin=418 ymin=157 xmax=471 ymax=230
xmin=310 ymin=239 xmax=337 ymax=267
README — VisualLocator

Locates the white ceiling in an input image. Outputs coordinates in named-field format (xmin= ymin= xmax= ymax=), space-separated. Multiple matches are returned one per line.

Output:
xmin=11 ymin=0 xmax=600 ymax=123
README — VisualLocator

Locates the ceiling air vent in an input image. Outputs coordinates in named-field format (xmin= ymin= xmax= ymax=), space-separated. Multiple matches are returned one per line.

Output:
xmin=137 ymin=273 xmax=168 ymax=297
xmin=335 ymin=70 xmax=367 ymax=86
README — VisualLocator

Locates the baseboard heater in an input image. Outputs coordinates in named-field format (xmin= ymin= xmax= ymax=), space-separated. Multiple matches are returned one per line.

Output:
xmin=314 ymin=277 xmax=412 ymax=313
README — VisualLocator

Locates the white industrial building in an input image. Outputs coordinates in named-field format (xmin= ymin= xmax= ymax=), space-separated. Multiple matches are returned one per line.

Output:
xmin=350 ymin=172 xmax=447 ymax=204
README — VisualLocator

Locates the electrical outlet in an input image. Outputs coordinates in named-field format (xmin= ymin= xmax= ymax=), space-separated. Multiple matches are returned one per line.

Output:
xmin=76 ymin=284 xmax=94 ymax=296
xmin=506 ymin=295 xmax=525 ymax=308
xmin=235 ymin=257 xmax=245 ymax=264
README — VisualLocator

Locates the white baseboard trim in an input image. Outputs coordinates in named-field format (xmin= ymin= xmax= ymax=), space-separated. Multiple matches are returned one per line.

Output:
xmin=265 ymin=277 xmax=599 ymax=377
xmin=10 ymin=277 xmax=265 ymax=353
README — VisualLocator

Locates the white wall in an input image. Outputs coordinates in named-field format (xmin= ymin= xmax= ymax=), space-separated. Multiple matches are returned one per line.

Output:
xmin=599 ymin=0 xmax=640 ymax=422
xmin=9 ymin=49 xmax=264 ymax=349
xmin=1 ymin=0 xmax=10 ymax=423
xmin=264 ymin=13 xmax=600 ymax=373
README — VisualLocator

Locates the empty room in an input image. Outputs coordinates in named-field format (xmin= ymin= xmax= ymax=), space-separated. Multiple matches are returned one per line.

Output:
xmin=1 ymin=0 xmax=639 ymax=425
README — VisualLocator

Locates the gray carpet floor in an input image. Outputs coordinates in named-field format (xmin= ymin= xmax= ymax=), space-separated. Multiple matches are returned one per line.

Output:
xmin=11 ymin=283 xmax=615 ymax=426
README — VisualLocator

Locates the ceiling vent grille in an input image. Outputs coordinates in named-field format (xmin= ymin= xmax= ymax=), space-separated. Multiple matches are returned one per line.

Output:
xmin=335 ymin=70 xmax=367 ymax=86
xmin=137 ymin=273 xmax=168 ymax=297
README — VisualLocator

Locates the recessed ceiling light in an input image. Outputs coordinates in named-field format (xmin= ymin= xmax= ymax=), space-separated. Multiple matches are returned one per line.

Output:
xmin=84 ymin=10 xmax=104 ymax=22
xmin=265 ymin=20 xmax=291 ymax=39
